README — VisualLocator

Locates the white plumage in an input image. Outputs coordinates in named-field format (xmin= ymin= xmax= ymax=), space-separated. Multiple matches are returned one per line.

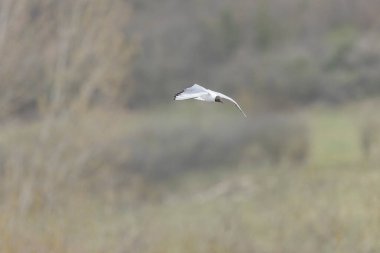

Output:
xmin=174 ymin=84 xmax=247 ymax=118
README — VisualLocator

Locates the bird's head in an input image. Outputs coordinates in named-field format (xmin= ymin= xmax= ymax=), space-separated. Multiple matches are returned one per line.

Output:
xmin=215 ymin=96 xmax=223 ymax=103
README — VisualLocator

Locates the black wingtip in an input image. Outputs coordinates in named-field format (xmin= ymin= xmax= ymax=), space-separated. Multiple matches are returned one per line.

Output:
xmin=173 ymin=90 xmax=184 ymax=100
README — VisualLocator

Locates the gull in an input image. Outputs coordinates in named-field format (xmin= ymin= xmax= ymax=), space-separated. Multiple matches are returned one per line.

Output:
xmin=174 ymin=84 xmax=247 ymax=118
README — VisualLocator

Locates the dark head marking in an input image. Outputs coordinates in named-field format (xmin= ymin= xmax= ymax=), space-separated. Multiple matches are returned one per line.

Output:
xmin=215 ymin=96 xmax=223 ymax=103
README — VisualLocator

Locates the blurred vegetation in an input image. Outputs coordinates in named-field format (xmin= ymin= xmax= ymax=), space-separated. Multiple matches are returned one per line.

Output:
xmin=1 ymin=0 xmax=380 ymax=115
xmin=0 ymin=0 xmax=380 ymax=252
xmin=129 ymin=0 xmax=380 ymax=108
xmin=0 ymin=103 xmax=380 ymax=252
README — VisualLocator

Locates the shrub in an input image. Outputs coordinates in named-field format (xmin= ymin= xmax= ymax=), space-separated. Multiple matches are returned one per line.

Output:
xmin=198 ymin=9 xmax=240 ymax=63
xmin=360 ymin=115 xmax=380 ymax=160
xmin=125 ymin=121 xmax=249 ymax=180
xmin=125 ymin=113 xmax=310 ymax=181
xmin=245 ymin=113 xmax=310 ymax=165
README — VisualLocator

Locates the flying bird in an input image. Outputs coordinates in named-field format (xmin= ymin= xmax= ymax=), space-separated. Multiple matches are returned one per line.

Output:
xmin=174 ymin=84 xmax=247 ymax=118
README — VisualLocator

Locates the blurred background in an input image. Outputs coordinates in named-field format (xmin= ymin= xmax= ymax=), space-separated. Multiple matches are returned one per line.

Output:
xmin=0 ymin=0 xmax=380 ymax=252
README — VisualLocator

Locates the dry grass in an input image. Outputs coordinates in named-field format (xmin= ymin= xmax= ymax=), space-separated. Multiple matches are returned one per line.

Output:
xmin=1 ymin=166 xmax=380 ymax=253
xmin=119 ymin=167 xmax=380 ymax=253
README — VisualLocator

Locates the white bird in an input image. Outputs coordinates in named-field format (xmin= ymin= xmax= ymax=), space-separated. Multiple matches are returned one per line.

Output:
xmin=174 ymin=84 xmax=247 ymax=118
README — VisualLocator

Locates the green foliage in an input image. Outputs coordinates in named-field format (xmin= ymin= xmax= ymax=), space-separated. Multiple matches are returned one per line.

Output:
xmin=324 ymin=26 xmax=358 ymax=70
xmin=127 ymin=0 xmax=380 ymax=109
xmin=253 ymin=1 xmax=279 ymax=49
xmin=199 ymin=10 xmax=240 ymax=62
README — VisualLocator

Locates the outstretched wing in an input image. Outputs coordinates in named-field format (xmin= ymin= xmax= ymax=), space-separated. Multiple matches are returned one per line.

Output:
xmin=174 ymin=84 xmax=208 ymax=100
xmin=215 ymin=92 xmax=247 ymax=118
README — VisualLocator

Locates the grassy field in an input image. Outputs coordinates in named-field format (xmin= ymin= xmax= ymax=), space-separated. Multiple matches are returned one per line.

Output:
xmin=0 ymin=102 xmax=379 ymax=253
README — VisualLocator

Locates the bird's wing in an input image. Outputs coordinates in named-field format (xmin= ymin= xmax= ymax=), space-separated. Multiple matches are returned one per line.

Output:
xmin=174 ymin=84 xmax=208 ymax=100
xmin=215 ymin=92 xmax=247 ymax=118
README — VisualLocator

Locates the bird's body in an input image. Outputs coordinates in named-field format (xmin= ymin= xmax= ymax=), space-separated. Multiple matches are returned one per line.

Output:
xmin=174 ymin=84 xmax=247 ymax=117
